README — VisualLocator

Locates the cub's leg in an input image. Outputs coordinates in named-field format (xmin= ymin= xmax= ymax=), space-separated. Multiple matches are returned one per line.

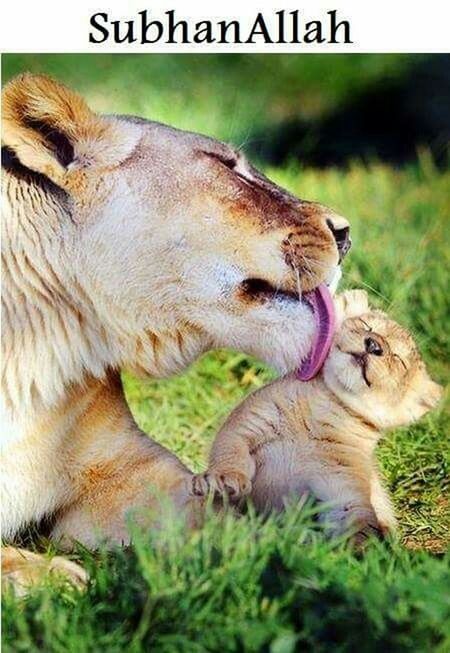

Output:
xmin=192 ymin=385 xmax=281 ymax=500
xmin=308 ymin=470 xmax=383 ymax=545
xmin=370 ymin=470 xmax=397 ymax=535
xmin=1 ymin=546 xmax=88 ymax=597
xmin=50 ymin=432 xmax=204 ymax=549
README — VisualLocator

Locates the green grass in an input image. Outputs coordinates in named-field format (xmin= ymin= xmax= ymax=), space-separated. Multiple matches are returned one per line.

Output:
xmin=2 ymin=54 xmax=449 ymax=651
xmin=124 ymin=158 xmax=449 ymax=554
xmin=3 ymin=509 xmax=450 ymax=653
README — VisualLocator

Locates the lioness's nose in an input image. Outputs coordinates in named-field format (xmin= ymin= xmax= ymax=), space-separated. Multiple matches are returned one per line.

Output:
xmin=326 ymin=216 xmax=351 ymax=263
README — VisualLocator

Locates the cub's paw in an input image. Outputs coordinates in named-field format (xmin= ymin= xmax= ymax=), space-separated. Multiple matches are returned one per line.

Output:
xmin=320 ymin=505 xmax=384 ymax=548
xmin=377 ymin=519 xmax=397 ymax=539
xmin=350 ymin=520 xmax=385 ymax=549
xmin=192 ymin=471 xmax=252 ymax=499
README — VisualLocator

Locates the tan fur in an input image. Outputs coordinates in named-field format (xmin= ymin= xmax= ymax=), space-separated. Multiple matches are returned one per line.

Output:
xmin=2 ymin=74 xmax=349 ymax=590
xmin=194 ymin=291 xmax=442 ymax=543
xmin=2 ymin=546 xmax=88 ymax=596
xmin=2 ymin=73 xmax=140 ymax=186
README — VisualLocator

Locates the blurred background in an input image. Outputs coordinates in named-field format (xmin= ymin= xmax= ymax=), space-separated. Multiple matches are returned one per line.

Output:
xmin=3 ymin=54 xmax=449 ymax=167
xmin=2 ymin=54 xmax=449 ymax=550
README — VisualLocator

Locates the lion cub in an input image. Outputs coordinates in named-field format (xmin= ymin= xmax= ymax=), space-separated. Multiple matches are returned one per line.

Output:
xmin=194 ymin=291 xmax=442 ymax=541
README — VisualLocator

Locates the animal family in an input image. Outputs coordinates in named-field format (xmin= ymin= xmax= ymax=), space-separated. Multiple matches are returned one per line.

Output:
xmin=0 ymin=74 xmax=440 ymax=593
xmin=194 ymin=290 xmax=442 ymax=543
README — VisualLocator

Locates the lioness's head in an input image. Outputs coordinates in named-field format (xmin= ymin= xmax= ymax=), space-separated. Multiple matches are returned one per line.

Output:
xmin=2 ymin=74 xmax=350 ymax=379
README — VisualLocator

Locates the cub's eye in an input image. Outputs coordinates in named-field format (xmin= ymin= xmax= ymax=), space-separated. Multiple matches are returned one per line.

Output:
xmin=393 ymin=353 xmax=407 ymax=370
xmin=365 ymin=337 xmax=383 ymax=356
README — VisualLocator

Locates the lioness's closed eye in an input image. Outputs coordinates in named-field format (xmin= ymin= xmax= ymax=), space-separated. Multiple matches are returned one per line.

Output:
xmin=194 ymin=290 xmax=442 ymax=544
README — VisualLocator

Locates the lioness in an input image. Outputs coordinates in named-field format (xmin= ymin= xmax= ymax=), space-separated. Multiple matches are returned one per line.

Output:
xmin=1 ymin=74 xmax=350 ymax=592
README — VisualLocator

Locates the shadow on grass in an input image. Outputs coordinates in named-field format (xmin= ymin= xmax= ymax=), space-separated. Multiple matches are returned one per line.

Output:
xmin=252 ymin=55 xmax=450 ymax=169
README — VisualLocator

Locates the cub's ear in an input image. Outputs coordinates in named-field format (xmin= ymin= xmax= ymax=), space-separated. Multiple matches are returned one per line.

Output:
xmin=417 ymin=377 xmax=444 ymax=415
xmin=334 ymin=289 xmax=370 ymax=324
xmin=396 ymin=373 xmax=444 ymax=427
xmin=2 ymin=73 xmax=140 ymax=188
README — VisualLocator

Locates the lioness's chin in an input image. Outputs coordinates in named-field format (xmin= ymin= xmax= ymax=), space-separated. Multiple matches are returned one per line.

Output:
xmin=250 ymin=313 xmax=316 ymax=374
xmin=246 ymin=266 xmax=341 ymax=373
xmin=208 ymin=298 xmax=316 ymax=375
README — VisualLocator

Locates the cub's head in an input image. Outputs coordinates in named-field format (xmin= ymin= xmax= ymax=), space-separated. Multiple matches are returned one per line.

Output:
xmin=2 ymin=74 xmax=350 ymax=376
xmin=323 ymin=291 xmax=443 ymax=428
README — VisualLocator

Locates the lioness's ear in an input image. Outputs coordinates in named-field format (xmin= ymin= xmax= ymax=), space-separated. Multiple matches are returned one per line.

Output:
xmin=2 ymin=73 xmax=140 ymax=187
xmin=334 ymin=289 xmax=370 ymax=324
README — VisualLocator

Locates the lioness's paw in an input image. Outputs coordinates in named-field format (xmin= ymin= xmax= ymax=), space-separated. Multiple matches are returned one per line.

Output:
xmin=192 ymin=471 xmax=252 ymax=499
xmin=2 ymin=548 xmax=88 ymax=597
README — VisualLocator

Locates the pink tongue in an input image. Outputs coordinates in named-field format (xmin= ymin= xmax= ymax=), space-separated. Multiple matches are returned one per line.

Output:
xmin=297 ymin=283 xmax=335 ymax=381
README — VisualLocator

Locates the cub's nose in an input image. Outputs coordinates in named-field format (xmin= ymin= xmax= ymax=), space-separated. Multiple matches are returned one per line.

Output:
xmin=326 ymin=217 xmax=351 ymax=263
